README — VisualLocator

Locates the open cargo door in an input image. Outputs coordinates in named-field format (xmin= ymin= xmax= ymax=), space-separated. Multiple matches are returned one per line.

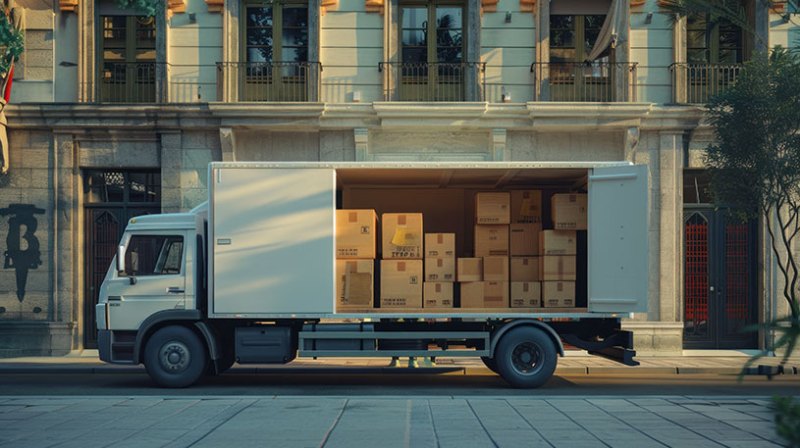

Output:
xmin=210 ymin=167 xmax=336 ymax=315
xmin=588 ymin=165 xmax=649 ymax=313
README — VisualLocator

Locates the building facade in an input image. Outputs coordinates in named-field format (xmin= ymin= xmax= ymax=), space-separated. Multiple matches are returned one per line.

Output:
xmin=0 ymin=0 xmax=796 ymax=356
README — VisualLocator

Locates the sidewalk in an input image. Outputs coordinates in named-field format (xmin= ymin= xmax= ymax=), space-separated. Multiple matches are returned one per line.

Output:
xmin=1 ymin=351 xmax=798 ymax=376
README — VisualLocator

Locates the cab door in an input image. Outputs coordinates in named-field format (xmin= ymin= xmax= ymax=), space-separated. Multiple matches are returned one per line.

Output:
xmin=106 ymin=232 xmax=191 ymax=330
xmin=588 ymin=165 xmax=649 ymax=313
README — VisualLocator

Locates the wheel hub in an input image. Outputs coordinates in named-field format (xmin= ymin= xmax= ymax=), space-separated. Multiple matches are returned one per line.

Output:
xmin=160 ymin=340 xmax=191 ymax=373
xmin=511 ymin=341 xmax=543 ymax=375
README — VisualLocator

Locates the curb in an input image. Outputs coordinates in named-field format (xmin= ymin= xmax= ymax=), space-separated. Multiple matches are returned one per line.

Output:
xmin=0 ymin=364 xmax=796 ymax=376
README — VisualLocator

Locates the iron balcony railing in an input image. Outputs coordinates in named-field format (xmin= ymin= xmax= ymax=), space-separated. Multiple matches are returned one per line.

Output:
xmin=378 ymin=62 xmax=486 ymax=102
xmin=216 ymin=61 xmax=321 ymax=102
xmin=97 ymin=61 xmax=161 ymax=103
xmin=669 ymin=63 xmax=742 ymax=104
xmin=530 ymin=62 xmax=638 ymax=102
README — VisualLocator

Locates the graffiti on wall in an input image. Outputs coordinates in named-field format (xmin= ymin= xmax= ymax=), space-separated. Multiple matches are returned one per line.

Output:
xmin=0 ymin=204 xmax=44 ymax=301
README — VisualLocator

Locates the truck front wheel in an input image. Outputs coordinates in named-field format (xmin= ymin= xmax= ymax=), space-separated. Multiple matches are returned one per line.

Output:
xmin=495 ymin=326 xmax=557 ymax=389
xmin=144 ymin=326 xmax=207 ymax=388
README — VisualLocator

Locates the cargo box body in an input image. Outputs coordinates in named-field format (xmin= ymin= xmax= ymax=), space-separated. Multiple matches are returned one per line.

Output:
xmin=207 ymin=162 xmax=648 ymax=318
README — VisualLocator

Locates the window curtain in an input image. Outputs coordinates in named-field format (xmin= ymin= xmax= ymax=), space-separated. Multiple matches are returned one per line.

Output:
xmin=586 ymin=0 xmax=623 ymax=61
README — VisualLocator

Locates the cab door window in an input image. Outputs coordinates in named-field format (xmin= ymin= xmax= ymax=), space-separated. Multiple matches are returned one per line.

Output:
xmin=123 ymin=235 xmax=184 ymax=276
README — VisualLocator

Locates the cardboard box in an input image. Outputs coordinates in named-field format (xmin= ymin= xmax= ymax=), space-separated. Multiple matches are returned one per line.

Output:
xmin=540 ymin=255 xmax=577 ymax=281
xmin=476 ymin=192 xmax=511 ymax=224
xmin=335 ymin=260 xmax=374 ymax=308
xmin=510 ymin=257 xmax=540 ymax=282
xmin=540 ymin=230 xmax=577 ymax=255
xmin=423 ymin=282 xmax=454 ymax=308
xmin=474 ymin=225 xmax=509 ymax=257
xmin=484 ymin=281 xmax=509 ymax=308
xmin=460 ymin=281 xmax=508 ymax=308
xmin=425 ymin=257 xmax=456 ymax=282
xmin=382 ymin=213 xmax=423 ymax=259
xmin=483 ymin=256 xmax=509 ymax=281
xmin=510 ymin=223 xmax=541 ymax=256
xmin=425 ymin=233 xmax=456 ymax=258
xmin=380 ymin=260 xmax=423 ymax=308
xmin=460 ymin=282 xmax=485 ymax=308
xmin=457 ymin=258 xmax=483 ymax=282
xmin=511 ymin=190 xmax=543 ymax=223
xmin=542 ymin=281 xmax=576 ymax=308
xmin=511 ymin=282 xmax=541 ymax=308
xmin=336 ymin=210 xmax=377 ymax=259
xmin=552 ymin=193 xmax=588 ymax=230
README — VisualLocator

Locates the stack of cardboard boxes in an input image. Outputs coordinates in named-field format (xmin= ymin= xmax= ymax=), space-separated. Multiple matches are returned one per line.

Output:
xmin=335 ymin=210 xmax=378 ymax=309
xmin=423 ymin=233 xmax=456 ymax=308
xmin=334 ymin=190 xmax=586 ymax=311
xmin=380 ymin=213 xmax=424 ymax=308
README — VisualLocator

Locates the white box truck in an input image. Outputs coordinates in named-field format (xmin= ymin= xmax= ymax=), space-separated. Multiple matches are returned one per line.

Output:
xmin=96 ymin=162 xmax=649 ymax=388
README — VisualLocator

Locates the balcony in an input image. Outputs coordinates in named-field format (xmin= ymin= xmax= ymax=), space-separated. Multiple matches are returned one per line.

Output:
xmin=97 ymin=61 xmax=160 ymax=103
xmin=670 ymin=63 xmax=742 ymax=104
xmin=378 ymin=62 xmax=486 ymax=102
xmin=216 ymin=62 xmax=321 ymax=102
xmin=530 ymin=62 xmax=638 ymax=102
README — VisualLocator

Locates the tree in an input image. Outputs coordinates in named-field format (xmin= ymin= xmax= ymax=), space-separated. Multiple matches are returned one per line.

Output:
xmin=703 ymin=47 xmax=800 ymax=443
xmin=116 ymin=0 xmax=163 ymax=17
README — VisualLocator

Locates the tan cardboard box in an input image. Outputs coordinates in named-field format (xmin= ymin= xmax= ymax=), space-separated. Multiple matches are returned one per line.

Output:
xmin=510 ymin=223 xmax=541 ymax=256
xmin=540 ymin=230 xmax=577 ymax=255
xmin=511 ymin=282 xmax=541 ymax=308
xmin=457 ymin=258 xmax=483 ymax=282
xmin=336 ymin=210 xmax=377 ymax=259
xmin=460 ymin=282 xmax=484 ymax=308
xmin=476 ymin=192 xmax=511 ymax=224
xmin=382 ymin=213 xmax=423 ymax=259
xmin=335 ymin=260 xmax=374 ymax=308
xmin=483 ymin=256 xmax=509 ymax=281
xmin=425 ymin=233 xmax=456 ymax=258
xmin=542 ymin=281 xmax=576 ymax=308
xmin=540 ymin=255 xmax=577 ymax=281
xmin=484 ymin=281 xmax=509 ymax=308
xmin=510 ymin=257 xmax=540 ymax=282
xmin=511 ymin=190 xmax=543 ymax=223
xmin=475 ymin=225 xmax=509 ymax=257
xmin=552 ymin=193 xmax=588 ymax=230
xmin=424 ymin=282 xmax=454 ymax=308
xmin=460 ymin=282 xmax=509 ymax=308
xmin=425 ymin=257 xmax=456 ymax=282
xmin=380 ymin=260 xmax=423 ymax=308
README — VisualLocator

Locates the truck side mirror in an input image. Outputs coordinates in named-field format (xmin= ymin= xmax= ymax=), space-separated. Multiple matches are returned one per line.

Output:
xmin=117 ymin=245 xmax=126 ymax=274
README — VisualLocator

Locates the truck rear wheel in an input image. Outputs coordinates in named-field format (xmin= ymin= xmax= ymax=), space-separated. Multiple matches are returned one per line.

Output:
xmin=144 ymin=326 xmax=207 ymax=388
xmin=495 ymin=326 xmax=557 ymax=389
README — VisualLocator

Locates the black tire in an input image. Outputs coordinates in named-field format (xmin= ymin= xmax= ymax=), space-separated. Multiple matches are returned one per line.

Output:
xmin=144 ymin=326 xmax=208 ymax=388
xmin=481 ymin=356 xmax=499 ymax=374
xmin=495 ymin=326 xmax=557 ymax=389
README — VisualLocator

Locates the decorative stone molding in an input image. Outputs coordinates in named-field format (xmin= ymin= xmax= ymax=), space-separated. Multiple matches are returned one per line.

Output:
xmin=519 ymin=0 xmax=535 ymax=13
xmin=168 ymin=0 xmax=186 ymax=14
xmin=206 ymin=0 xmax=224 ymax=13
xmin=365 ymin=0 xmax=383 ymax=13
xmin=321 ymin=0 xmax=337 ymax=15
xmin=59 ymin=0 xmax=79 ymax=12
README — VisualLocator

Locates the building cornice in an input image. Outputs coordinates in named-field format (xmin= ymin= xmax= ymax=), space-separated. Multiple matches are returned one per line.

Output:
xmin=5 ymin=102 xmax=713 ymax=133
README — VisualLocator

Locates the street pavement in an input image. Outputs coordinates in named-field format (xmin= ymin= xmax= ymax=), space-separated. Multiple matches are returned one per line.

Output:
xmin=0 ymin=394 xmax=789 ymax=447
xmin=0 ymin=355 xmax=798 ymax=447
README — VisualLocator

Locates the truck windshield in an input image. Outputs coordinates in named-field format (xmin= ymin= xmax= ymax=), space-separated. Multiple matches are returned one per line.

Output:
xmin=122 ymin=235 xmax=184 ymax=276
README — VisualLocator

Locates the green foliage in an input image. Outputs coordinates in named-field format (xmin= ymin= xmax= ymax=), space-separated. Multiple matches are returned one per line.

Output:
xmin=116 ymin=0 xmax=164 ymax=17
xmin=0 ymin=7 xmax=23 ymax=77
xmin=773 ymin=396 xmax=800 ymax=447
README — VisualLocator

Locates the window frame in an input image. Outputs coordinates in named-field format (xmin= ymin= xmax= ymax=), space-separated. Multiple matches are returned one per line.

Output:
xmin=241 ymin=0 xmax=310 ymax=65
xmin=121 ymin=234 xmax=185 ymax=277
xmin=97 ymin=15 xmax=157 ymax=102
xmin=686 ymin=13 xmax=744 ymax=65
xmin=398 ymin=0 xmax=465 ymax=66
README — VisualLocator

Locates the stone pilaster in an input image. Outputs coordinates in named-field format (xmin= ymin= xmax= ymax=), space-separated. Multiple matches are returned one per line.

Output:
xmin=491 ymin=128 xmax=507 ymax=161
xmin=657 ymin=132 xmax=684 ymax=324
xmin=160 ymin=132 xmax=183 ymax=213
xmin=354 ymin=128 xmax=369 ymax=161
